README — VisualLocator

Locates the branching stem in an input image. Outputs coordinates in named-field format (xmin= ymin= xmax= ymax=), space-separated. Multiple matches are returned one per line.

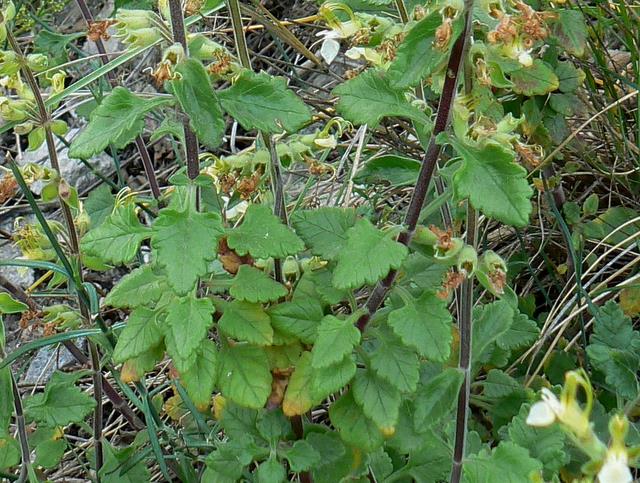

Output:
xmin=357 ymin=2 xmax=474 ymax=332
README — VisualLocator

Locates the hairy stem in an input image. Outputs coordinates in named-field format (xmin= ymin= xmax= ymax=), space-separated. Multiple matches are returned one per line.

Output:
xmin=450 ymin=29 xmax=478 ymax=481
xmin=168 ymin=0 xmax=200 ymax=182
xmin=7 ymin=30 xmax=105 ymax=475
xmin=74 ymin=0 xmax=162 ymax=199
xmin=357 ymin=3 xmax=473 ymax=332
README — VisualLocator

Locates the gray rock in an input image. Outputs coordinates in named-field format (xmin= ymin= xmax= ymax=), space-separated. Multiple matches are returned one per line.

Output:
xmin=22 ymin=338 xmax=86 ymax=384
xmin=17 ymin=128 xmax=113 ymax=194
xmin=0 ymin=242 xmax=34 ymax=288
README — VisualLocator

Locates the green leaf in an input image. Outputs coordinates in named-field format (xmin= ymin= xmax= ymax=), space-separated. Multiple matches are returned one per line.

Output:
xmin=100 ymin=441 xmax=150 ymax=483
xmin=500 ymin=404 xmax=568 ymax=476
xmin=217 ymin=343 xmax=272 ymax=409
xmin=551 ymin=10 xmax=588 ymax=57
xmin=24 ymin=371 xmax=96 ymax=427
xmin=218 ymin=70 xmax=312 ymax=133
xmin=329 ymin=391 xmax=384 ymax=451
xmin=413 ymin=368 xmax=464 ymax=429
xmin=333 ymin=69 xmax=430 ymax=126
xmin=333 ymin=218 xmax=408 ymax=290
xmin=311 ymin=355 xmax=357 ymax=401
xmin=172 ymin=59 xmax=224 ymax=149
xmin=472 ymin=301 xmax=514 ymax=367
xmin=0 ymin=293 xmax=28 ymax=314
xmin=582 ymin=207 xmax=640 ymax=246
xmin=496 ymin=313 xmax=539 ymax=351
xmin=257 ymin=458 xmax=286 ymax=483
xmin=152 ymin=205 xmax=224 ymax=294
xmin=283 ymin=352 xmax=315 ymax=416
xmin=370 ymin=330 xmax=420 ymax=393
xmin=269 ymin=297 xmax=324 ymax=344
xmin=219 ymin=301 xmax=273 ymax=346
xmin=311 ymin=315 xmax=360 ymax=369
xmin=164 ymin=295 xmax=214 ymax=372
xmin=84 ymin=184 xmax=115 ymax=229
xmin=352 ymin=369 xmax=401 ymax=433
xmin=586 ymin=301 xmax=640 ymax=399
xmin=387 ymin=12 xmax=463 ymax=89
xmin=447 ymin=135 xmax=533 ymax=227
xmin=180 ymin=339 xmax=217 ymax=408
xmin=510 ymin=60 xmax=559 ymax=96
xmin=284 ymin=440 xmax=322 ymax=472
xmin=81 ymin=204 xmax=151 ymax=265
xmin=33 ymin=435 xmax=66 ymax=469
xmin=230 ymin=265 xmax=287 ymax=303
xmin=69 ymin=87 xmax=171 ymax=159
xmin=290 ymin=207 xmax=357 ymax=260
xmin=104 ymin=264 xmax=169 ymax=308
xmin=555 ymin=61 xmax=585 ymax=93
xmin=353 ymin=155 xmax=421 ymax=187
xmin=388 ymin=291 xmax=452 ymax=361
xmin=227 ymin=204 xmax=304 ymax=259
xmin=463 ymin=442 xmax=542 ymax=483
xmin=113 ymin=307 xmax=163 ymax=364
xmin=483 ymin=369 xmax=522 ymax=399
xmin=0 ymin=437 xmax=20 ymax=470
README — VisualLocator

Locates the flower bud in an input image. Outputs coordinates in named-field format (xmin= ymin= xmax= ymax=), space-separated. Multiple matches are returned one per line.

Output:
xmin=115 ymin=9 xmax=154 ymax=31
xmin=123 ymin=27 xmax=162 ymax=48
xmin=50 ymin=119 xmax=69 ymax=137
xmin=14 ymin=121 xmax=33 ymax=135
xmin=26 ymin=53 xmax=48 ymax=72
xmin=413 ymin=225 xmax=438 ymax=246
xmin=435 ymin=236 xmax=463 ymax=262
xmin=0 ymin=50 xmax=20 ymax=76
xmin=457 ymin=245 xmax=478 ymax=276
xmin=188 ymin=34 xmax=225 ymax=60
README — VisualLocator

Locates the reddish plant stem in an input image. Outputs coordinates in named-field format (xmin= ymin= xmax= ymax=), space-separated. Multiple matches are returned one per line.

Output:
xmin=357 ymin=6 xmax=473 ymax=332
xmin=168 ymin=0 xmax=201 ymax=182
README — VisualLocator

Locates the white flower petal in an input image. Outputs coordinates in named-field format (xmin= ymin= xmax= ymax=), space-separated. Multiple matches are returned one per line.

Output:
xmin=598 ymin=455 xmax=632 ymax=483
xmin=320 ymin=38 xmax=340 ymax=65
xmin=526 ymin=401 xmax=556 ymax=427
xmin=540 ymin=388 xmax=563 ymax=415
xmin=518 ymin=50 xmax=533 ymax=67
xmin=345 ymin=47 xmax=365 ymax=60
xmin=314 ymin=136 xmax=337 ymax=149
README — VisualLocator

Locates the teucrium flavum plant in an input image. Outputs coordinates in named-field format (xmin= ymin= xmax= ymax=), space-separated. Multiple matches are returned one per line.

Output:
xmin=0 ymin=0 xmax=637 ymax=481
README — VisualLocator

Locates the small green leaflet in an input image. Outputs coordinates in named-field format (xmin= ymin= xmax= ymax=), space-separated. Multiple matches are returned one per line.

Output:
xmin=104 ymin=264 xmax=168 ymax=309
xmin=283 ymin=351 xmax=315 ymax=416
xmin=446 ymin=134 xmax=533 ymax=227
xmin=311 ymin=315 xmax=360 ymax=368
xmin=290 ymin=207 xmax=356 ymax=260
xmin=354 ymin=155 xmax=421 ymax=187
xmin=0 ymin=437 xmax=20 ymax=470
xmin=257 ymin=458 xmax=286 ymax=483
xmin=268 ymin=297 xmax=324 ymax=344
xmin=172 ymin=58 xmax=225 ymax=149
xmin=332 ymin=69 xmax=430 ymax=127
xmin=462 ymin=442 xmax=542 ymax=483
xmin=510 ymin=60 xmax=559 ymax=96
xmin=387 ymin=12 xmax=463 ymax=89
xmin=69 ymin=87 xmax=172 ymax=159
xmin=550 ymin=10 xmax=588 ymax=57
xmin=370 ymin=330 xmax=420 ymax=393
xmin=413 ymin=368 xmax=464 ymax=429
xmin=112 ymin=306 xmax=163 ymax=363
xmin=284 ymin=440 xmax=322 ymax=472
xmin=218 ymin=344 xmax=272 ymax=409
xmin=499 ymin=404 xmax=568 ymax=477
xmin=230 ymin=265 xmax=287 ymax=303
xmin=219 ymin=70 xmax=312 ymax=133
xmin=352 ymin=369 xmax=401 ymax=433
xmin=219 ymin=301 xmax=274 ymax=346
xmin=496 ymin=313 xmax=539 ymax=351
xmin=84 ymin=184 xmax=115 ymax=229
xmin=311 ymin=354 xmax=357 ymax=401
xmin=0 ymin=293 xmax=28 ymax=314
xmin=164 ymin=295 xmax=214 ymax=372
xmin=586 ymin=301 xmax=640 ymax=400
xmin=387 ymin=291 xmax=453 ymax=361
xmin=152 ymin=205 xmax=224 ymax=294
xmin=81 ymin=203 xmax=151 ymax=265
xmin=472 ymin=300 xmax=514 ymax=368
xmin=180 ymin=340 xmax=218 ymax=408
xmin=24 ymin=371 xmax=96 ymax=427
xmin=329 ymin=391 xmax=384 ymax=451
xmin=333 ymin=218 xmax=408 ymax=290
xmin=226 ymin=204 xmax=304 ymax=259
